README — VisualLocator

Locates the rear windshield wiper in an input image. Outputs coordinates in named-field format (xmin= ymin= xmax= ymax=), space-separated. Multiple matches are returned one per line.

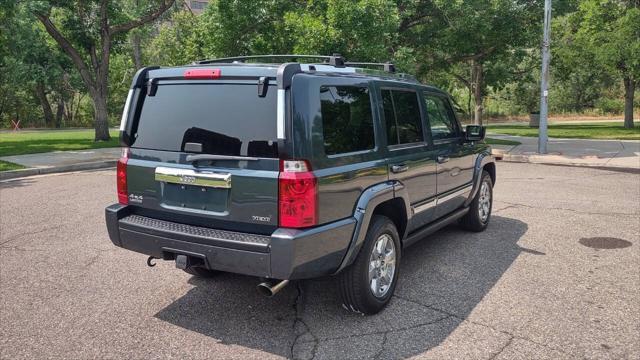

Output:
xmin=185 ymin=154 xmax=260 ymax=162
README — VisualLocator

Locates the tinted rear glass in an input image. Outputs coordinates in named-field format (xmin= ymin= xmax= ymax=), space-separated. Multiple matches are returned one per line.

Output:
xmin=320 ymin=86 xmax=375 ymax=155
xmin=382 ymin=89 xmax=424 ymax=145
xmin=132 ymin=83 xmax=278 ymax=157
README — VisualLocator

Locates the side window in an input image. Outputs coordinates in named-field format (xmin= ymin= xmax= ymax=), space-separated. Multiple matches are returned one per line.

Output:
xmin=424 ymin=94 xmax=460 ymax=140
xmin=381 ymin=89 xmax=424 ymax=146
xmin=320 ymin=85 xmax=375 ymax=155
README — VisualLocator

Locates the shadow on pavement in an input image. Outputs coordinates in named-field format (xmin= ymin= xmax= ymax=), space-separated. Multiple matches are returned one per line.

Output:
xmin=155 ymin=215 xmax=528 ymax=358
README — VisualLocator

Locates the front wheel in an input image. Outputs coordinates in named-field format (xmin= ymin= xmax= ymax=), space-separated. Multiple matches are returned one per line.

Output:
xmin=460 ymin=170 xmax=493 ymax=232
xmin=338 ymin=215 xmax=401 ymax=315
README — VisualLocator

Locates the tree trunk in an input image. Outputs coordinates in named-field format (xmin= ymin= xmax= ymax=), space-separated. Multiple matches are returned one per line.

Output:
xmin=55 ymin=97 xmax=64 ymax=128
xmin=35 ymin=83 xmax=55 ymax=127
xmin=131 ymin=33 xmax=143 ymax=70
xmin=623 ymin=76 xmax=635 ymax=129
xmin=92 ymin=91 xmax=111 ymax=141
xmin=471 ymin=61 xmax=484 ymax=125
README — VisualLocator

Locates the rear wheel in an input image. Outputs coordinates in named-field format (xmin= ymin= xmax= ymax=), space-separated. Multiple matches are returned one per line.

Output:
xmin=338 ymin=215 xmax=401 ymax=315
xmin=460 ymin=170 xmax=493 ymax=232
xmin=183 ymin=267 xmax=219 ymax=278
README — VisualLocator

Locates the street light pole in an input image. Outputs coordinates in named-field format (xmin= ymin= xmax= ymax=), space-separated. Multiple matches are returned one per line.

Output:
xmin=538 ymin=0 xmax=552 ymax=154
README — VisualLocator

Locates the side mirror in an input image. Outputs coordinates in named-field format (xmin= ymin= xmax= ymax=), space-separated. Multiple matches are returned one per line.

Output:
xmin=465 ymin=125 xmax=485 ymax=142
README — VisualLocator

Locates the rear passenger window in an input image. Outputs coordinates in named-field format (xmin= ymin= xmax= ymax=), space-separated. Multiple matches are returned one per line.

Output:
xmin=381 ymin=89 xmax=424 ymax=145
xmin=424 ymin=94 xmax=460 ymax=140
xmin=320 ymin=86 xmax=375 ymax=155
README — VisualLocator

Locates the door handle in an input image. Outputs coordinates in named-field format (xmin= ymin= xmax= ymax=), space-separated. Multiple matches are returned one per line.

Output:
xmin=437 ymin=156 xmax=450 ymax=164
xmin=391 ymin=164 xmax=409 ymax=173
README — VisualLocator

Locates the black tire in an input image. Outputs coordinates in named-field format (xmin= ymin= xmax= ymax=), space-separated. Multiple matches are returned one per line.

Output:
xmin=338 ymin=215 xmax=401 ymax=315
xmin=183 ymin=266 xmax=219 ymax=278
xmin=460 ymin=170 xmax=493 ymax=232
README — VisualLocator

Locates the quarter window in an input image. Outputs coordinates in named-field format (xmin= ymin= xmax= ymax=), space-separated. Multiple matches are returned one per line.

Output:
xmin=424 ymin=94 xmax=460 ymax=140
xmin=381 ymin=89 xmax=424 ymax=145
xmin=320 ymin=86 xmax=375 ymax=155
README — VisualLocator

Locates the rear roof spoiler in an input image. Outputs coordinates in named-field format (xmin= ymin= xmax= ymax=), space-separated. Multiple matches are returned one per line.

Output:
xmin=119 ymin=66 xmax=160 ymax=146
xmin=276 ymin=63 xmax=302 ymax=140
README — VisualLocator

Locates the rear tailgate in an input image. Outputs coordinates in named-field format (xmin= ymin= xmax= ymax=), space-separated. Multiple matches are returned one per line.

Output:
xmin=125 ymin=79 xmax=280 ymax=234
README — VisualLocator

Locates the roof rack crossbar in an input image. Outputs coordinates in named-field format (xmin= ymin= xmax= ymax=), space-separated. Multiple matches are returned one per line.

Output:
xmin=195 ymin=54 xmax=346 ymax=66
xmin=344 ymin=62 xmax=396 ymax=73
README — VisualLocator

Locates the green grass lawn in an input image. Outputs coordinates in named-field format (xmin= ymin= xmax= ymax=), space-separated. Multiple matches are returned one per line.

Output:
xmin=485 ymin=138 xmax=521 ymax=146
xmin=0 ymin=129 xmax=119 ymax=157
xmin=487 ymin=122 xmax=640 ymax=140
xmin=0 ymin=160 xmax=25 ymax=171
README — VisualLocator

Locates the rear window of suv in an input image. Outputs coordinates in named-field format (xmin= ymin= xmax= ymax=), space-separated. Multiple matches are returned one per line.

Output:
xmin=381 ymin=89 xmax=424 ymax=145
xmin=132 ymin=83 xmax=278 ymax=158
xmin=320 ymin=85 xmax=375 ymax=155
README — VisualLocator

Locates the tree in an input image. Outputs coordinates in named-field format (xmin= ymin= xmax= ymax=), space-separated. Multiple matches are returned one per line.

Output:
xmin=148 ymin=10 xmax=205 ymax=66
xmin=1 ymin=3 xmax=72 ymax=128
xmin=198 ymin=0 xmax=295 ymax=58
xmin=402 ymin=0 xmax=543 ymax=125
xmin=285 ymin=0 xmax=399 ymax=61
xmin=551 ymin=14 xmax=616 ymax=112
xmin=29 ymin=0 xmax=175 ymax=141
xmin=575 ymin=0 xmax=639 ymax=128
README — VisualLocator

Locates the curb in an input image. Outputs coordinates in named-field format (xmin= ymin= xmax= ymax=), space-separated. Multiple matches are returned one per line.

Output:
xmin=493 ymin=153 xmax=639 ymax=173
xmin=0 ymin=160 xmax=116 ymax=181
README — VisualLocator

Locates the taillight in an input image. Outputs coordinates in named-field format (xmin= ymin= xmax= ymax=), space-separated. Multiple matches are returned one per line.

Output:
xmin=278 ymin=160 xmax=318 ymax=228
xmin=117 ymin=148 xmax=129 ymax=205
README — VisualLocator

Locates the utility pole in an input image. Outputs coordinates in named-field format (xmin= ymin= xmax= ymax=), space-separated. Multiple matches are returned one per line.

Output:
xmin=538 ymin=0 xmax=552 ymax=154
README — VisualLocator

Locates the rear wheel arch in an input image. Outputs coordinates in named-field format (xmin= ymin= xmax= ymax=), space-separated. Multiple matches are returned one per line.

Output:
xmin=335 ymin=181 xmax=409 ymax=273
xmin=372 ymin=198 xmax=408 ymax=241
xmin=483 ymin=162 xmax=496 ymax=186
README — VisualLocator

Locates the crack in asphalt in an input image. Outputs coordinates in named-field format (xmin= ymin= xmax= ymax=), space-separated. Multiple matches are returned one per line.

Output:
xmin=290 ymin=281 xmax=318 ymax=360
xmin=83 ymin=253 xmax=101 ymax=267
xmin=495 ymin=201 xmax=638 ymax=217
xmin=290 ymin=288 xmax=451 ymax=359
xmin=392 ymin=294 xmax=574 ymax=358
xmin=493 ymin=204 xmax=520 ymax=213
xmin=0 ymin=225 xmax=64 ymax=246
xmin=0 ymin=245 xmax=47 ymax=252
xmin=488 ymin=336 xmax=514 ymax=360
xmin=373 ymin=331 xmax=388 ymax=360
xmin=295 ymin=314 xmax=452 ymax=345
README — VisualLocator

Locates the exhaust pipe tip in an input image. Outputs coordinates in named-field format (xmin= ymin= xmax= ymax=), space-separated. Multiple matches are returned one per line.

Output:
xmin=257 ymin=282 xmax=275 ymax=297
xmin=257 ymin=279 xmax=289 ymax=297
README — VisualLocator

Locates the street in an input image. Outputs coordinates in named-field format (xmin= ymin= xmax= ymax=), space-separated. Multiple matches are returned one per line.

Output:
xmin=1 ymin=162 xmax=638 ymax=359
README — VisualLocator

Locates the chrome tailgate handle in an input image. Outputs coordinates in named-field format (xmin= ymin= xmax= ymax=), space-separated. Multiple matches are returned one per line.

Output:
xmin=155 ymin=167 xmax=231 ymax=188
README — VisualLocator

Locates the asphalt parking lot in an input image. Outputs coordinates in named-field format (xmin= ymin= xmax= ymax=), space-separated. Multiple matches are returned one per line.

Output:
xmin=1 ymin=162 xmax=638 ymax=359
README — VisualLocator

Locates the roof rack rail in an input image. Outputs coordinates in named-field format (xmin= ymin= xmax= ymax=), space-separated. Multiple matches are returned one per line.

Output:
xmin=193 ymin=54 xmax=398 ymax=75
xmin=344 ymin=62 xmax=396 ymax=73
xmin=195 ymin=54 xmax=346 ymax=67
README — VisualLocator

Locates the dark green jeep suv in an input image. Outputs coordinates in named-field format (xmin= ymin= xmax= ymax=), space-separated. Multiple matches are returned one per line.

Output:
xmin=105 ymin=54 xmax=495 ymax=314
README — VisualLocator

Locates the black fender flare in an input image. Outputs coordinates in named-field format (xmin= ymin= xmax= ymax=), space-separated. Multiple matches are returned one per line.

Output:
xmin=465 ymin=151 xmax=495 ymax=207
xmin=333 ymin=180 xmax=411 ymax=273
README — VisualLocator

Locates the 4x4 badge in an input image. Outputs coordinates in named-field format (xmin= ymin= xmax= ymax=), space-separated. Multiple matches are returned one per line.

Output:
xmin=128 ymin=194 xmax=143 ymax=203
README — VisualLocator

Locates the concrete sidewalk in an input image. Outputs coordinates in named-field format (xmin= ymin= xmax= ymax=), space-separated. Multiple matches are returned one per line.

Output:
xmin=0 ymin=148 xmax=120 ymax=180
xmin=490 ymin=134 xmax=640 ymax=170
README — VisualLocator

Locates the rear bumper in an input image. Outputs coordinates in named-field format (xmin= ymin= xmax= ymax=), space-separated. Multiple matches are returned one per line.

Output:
xmin=105 ymin=204 xmax=355 ymax=280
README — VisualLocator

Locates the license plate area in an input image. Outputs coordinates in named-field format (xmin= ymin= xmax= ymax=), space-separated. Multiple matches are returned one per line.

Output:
xmin=155 ymin=167 xmax=231 ymax=214
xmin=161 ymin=183 xmax=228 ymax=213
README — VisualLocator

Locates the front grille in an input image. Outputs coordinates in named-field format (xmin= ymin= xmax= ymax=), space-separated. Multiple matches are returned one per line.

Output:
xmin=120 ymin=214 xmax=270 ymax=247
